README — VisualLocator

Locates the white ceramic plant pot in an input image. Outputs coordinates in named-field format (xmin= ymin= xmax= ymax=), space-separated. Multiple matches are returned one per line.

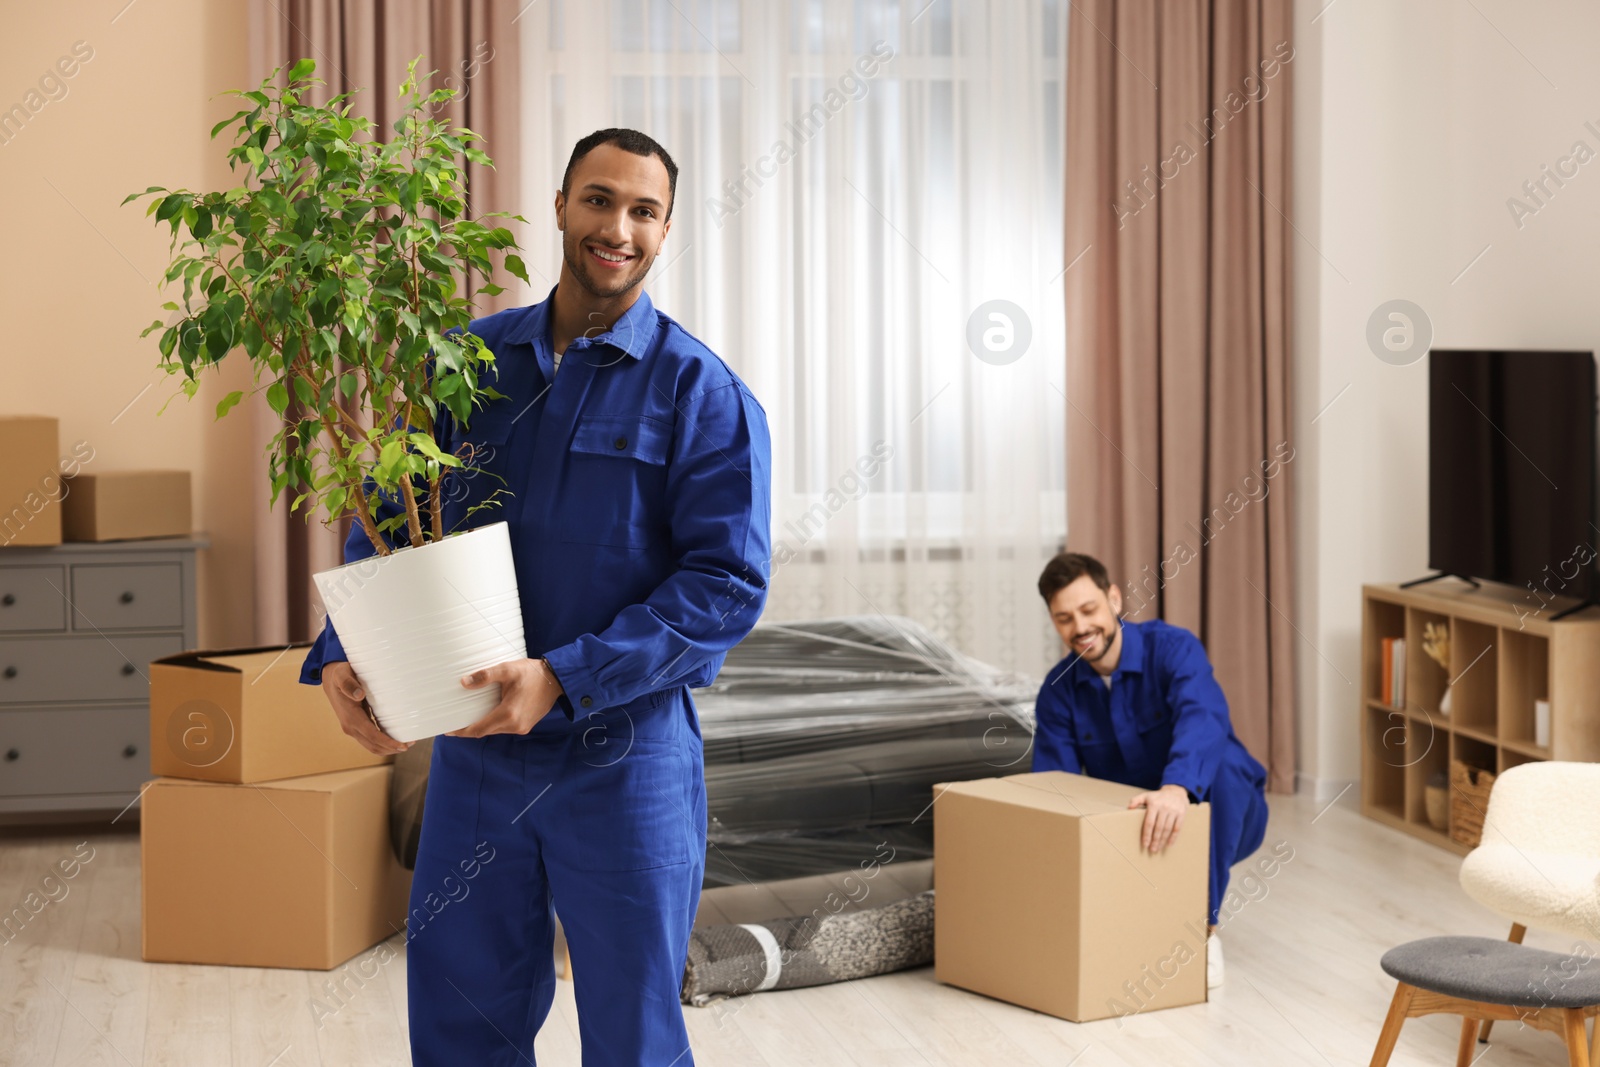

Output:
xmin=312 ymin=522 xmax=527 ymax=742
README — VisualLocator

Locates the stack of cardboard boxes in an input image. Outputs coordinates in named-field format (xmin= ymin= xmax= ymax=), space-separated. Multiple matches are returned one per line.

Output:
xmin=142 ymin=646 xmax=413 ymax=970
xmin=0 ymin=416 xmax=411 ymax=969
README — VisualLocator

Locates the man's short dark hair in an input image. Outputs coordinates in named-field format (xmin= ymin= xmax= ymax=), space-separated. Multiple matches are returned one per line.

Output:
xmin=561 ymin=128 xmax=679 ymax=221
xmin=1038 ymin=551 xmax=1112 ymax=604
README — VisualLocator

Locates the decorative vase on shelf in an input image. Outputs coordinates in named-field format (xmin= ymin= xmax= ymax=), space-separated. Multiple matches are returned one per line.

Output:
xmin=1423 ymin=621 xmax=1452 ymax=718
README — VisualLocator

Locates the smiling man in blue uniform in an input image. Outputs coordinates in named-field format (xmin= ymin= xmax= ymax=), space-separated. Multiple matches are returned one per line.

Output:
xmin=298 ymin=129 xmax=771 ymax=1066
xmin=1031 ymin=551 xmax=1268 ymax=990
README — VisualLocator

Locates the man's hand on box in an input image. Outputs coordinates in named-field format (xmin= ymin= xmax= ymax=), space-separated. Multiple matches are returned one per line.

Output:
xmin=447 ymin=658 xmax=565 ymax=738
xmin=322 ymin=660 xmax=414 ymax=756
xmin=1129 ymin=783 xmax=1191 ymax=854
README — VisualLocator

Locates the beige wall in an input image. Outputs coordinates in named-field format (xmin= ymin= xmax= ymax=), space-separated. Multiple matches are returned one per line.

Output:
xmin=0 ymin=1 xmax=256 ymax=647
xmin=1292 ymin=0 xmax=1600 ymax=796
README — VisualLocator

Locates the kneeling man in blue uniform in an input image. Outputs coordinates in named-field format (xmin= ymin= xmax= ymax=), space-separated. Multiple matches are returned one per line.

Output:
xmin=1031 ymin=552 xmax=1268 ymax=989
xmin=300 ymin=129 xmax=771 ymax=1065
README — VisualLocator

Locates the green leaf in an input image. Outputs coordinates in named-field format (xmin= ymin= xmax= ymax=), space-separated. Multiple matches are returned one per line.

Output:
xmin=266 ymin=380 xmax=289 ymax=415
xmin=503 ymin=254 xmax=529 ymax=284
xmin=408 ymin=431 xmax=449 ymax=464
xmin=378 ymin=438 xmax=404 ymax=477
xmin=215 ymin=390 xmax=245 ymax=420
xmin=155 ymin=194 xmax=185 ymax=222
xmin=288 ymin=58 xmax=316 ymax=83
xmin=209 ymin=110 xmax=249 ymax=139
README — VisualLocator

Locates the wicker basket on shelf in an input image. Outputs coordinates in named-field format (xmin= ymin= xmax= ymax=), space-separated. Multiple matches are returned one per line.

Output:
xmin=1449 ymin=759 xmax=1496 ymax=847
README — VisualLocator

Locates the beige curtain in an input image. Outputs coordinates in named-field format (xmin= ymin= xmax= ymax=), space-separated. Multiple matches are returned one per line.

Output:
xmin=1065 ymin=0 xmax=1296 ymax=792
xmin=246 ymin=0 xmax=524 ymax=644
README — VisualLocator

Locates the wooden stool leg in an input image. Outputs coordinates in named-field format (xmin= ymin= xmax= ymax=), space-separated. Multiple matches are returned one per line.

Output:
xmin=1591 ymin=1014 xmax=1600 ymax=1067
xmin=1455 ymin=1016 xmax=1478 ymax=1066
xmin=1565 ymin=1007 xmax=1590 ymax=1067
xmin=1480 ymin=923 xmax=1529 ymax=1043
xmin=1370 ymin=982 xmax=1416 ymax=1067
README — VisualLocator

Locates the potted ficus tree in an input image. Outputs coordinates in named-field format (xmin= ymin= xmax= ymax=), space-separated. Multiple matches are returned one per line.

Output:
xmin=128 ymin=57 xmax=531 ymax=741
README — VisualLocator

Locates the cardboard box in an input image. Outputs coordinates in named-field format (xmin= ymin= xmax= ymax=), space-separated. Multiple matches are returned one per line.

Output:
xmin=934 ymin=771 xmax=1211 ymax=1021
xmin=62 ymin=470 xmax=192 ymax=542
xmin=0 ymin=416 xmax=63 ymax=547
xmin=150 ymin=645 xmax=392 ymax=784
xmin=141 ymin=765 xmax=412 ymax=969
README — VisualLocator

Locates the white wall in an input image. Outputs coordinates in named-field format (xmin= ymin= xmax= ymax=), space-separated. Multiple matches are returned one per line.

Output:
xmin=1292 ymin=0 xmax=1600 ymax=797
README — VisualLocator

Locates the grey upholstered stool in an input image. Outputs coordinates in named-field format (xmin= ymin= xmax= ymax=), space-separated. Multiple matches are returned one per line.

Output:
xmin=1370 ymin=936 xmax=1600 ymax=1066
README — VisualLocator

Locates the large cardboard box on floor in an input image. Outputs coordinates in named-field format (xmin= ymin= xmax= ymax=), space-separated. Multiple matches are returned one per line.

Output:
xmin=62 ymin=469 xmax=192 ymax=542
xmin=0 ymin=416 xmax=63 ymax=547
xmin=934 ymin=770 xmax=1211 ymax=1021
xmin=149 ymin=645 xmax=392 ymax=783
xmin=142 ymin=765 xmax=412 ymax=969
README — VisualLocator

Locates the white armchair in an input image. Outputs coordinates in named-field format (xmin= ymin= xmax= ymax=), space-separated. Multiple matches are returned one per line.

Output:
xmin=1458 ymin=761 xmax=1600 ymax=1045
xmin=1459 ymin=761 xmax=1600 ymax=940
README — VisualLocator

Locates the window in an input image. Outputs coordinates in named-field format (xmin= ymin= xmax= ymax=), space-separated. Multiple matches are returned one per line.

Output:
xmin=523 ymin=0 xmax=1068 ymax=673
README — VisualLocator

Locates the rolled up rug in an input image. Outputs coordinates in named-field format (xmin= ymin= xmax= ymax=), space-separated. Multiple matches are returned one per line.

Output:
xmin=682 ymin=890 xmax=934 ymax=1006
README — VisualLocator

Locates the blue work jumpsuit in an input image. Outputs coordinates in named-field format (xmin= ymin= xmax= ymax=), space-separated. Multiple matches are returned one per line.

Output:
xmin=300 ymin=288 xmax=772 ymax=1066
xmin=1030 ymin=618 xmax=1269 ymax=926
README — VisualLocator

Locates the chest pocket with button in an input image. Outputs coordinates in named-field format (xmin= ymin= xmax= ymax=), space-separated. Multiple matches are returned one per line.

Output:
xmin=563 ymin=414 xmax=672 ymax=548
xmin=1071 ymin=698 xmax=1113 ymax=752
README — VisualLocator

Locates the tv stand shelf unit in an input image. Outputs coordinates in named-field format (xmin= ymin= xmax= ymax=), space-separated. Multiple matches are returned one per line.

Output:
xmin=1360 ymin=581 xmax=1600 ymax=854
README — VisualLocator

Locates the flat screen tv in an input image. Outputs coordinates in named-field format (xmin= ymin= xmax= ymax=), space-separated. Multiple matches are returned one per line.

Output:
xmin=1428 ymin=349 xmax=1597 ymax=603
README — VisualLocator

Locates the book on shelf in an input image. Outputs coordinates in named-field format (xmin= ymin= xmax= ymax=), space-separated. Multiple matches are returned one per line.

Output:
xmin=1379 ymin=637 xmax=1407 ymax=707
xmin=1391 ymin=638 xmax=1406 ymax=708
xmin=1395 ymin=633 xmax=1408 ymax=710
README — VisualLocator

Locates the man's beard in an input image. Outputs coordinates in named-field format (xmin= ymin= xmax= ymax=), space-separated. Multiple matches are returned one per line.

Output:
xmin=562 ymin=231 xmax=656 ymax=298
xmin=1078 ymin=617 xmax=1121 ymax=663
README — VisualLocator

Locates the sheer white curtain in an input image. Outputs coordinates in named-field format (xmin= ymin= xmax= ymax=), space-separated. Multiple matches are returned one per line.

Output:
xmin=519 ymin=0 xmax=1067 ymax=676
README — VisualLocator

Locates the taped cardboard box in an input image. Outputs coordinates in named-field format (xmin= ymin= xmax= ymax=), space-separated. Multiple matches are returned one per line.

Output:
xmin=141 ymin=765 xmax=412 ymax=969
xmin=149 ymin=645 xmax=391 ymax=784
xmin=934 ymin=770 xmax=1210 ymax=1022
xmin=62 ymin=470 xmax=192 ymax=542
xmin=0 ymin=416 xmax=63 ymax=547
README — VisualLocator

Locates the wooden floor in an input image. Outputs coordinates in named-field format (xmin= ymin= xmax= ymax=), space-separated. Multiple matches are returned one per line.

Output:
xmin=1 ymin=789 xmax=1591 ymax=1066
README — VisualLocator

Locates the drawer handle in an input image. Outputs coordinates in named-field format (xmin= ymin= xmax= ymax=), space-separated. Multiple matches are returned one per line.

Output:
xmin=4 ymin=749 xmax=16 ymax=762
xmin=1 ymin=594 xmax=13 ymax=606
xmin=120 ymin=663 xmax=136 ymax=677
xmin=123 ymin=744 xmax=139 ymax=759
xmin=2 ymin=667 xmax=14 ymax=680
xmin=120 ymin=591 xmax=135 ymax=604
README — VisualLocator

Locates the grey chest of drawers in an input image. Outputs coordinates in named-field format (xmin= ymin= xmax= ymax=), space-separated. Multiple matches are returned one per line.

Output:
xmin=0 ymin=536 xmax=206 ymax=820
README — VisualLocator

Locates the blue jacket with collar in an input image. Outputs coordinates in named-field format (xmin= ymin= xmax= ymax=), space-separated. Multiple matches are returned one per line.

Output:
xmin=1030 ymin=617 xmax=1266 ymax=798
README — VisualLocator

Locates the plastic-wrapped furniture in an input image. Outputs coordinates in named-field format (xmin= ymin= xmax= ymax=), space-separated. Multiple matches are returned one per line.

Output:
xmin=694 ymin=616 xmax=1036 ymax=884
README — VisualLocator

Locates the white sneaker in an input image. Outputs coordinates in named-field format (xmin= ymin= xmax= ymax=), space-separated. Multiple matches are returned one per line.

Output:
xmin=1207 ymin=932 xmax=1224 ymax=988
